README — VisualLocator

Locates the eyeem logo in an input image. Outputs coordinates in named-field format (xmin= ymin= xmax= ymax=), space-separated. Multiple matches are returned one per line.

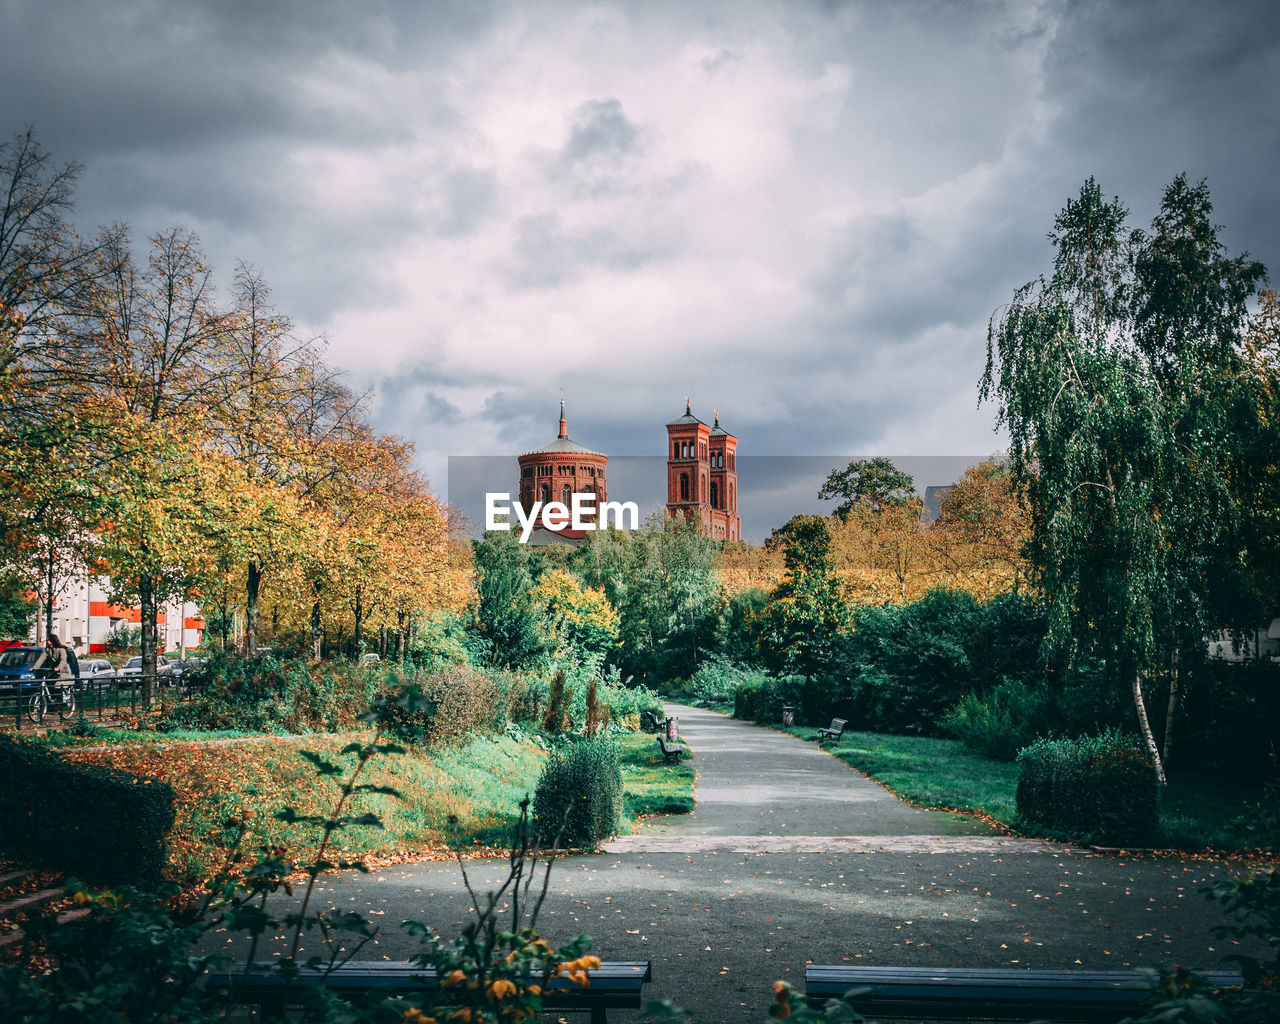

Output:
xmin=485 ymin=492 xmax=639 ymax=542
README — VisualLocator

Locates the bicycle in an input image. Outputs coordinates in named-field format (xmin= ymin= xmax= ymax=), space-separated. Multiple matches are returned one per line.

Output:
xmin=27 ymin=672 xmax=76 ymax=724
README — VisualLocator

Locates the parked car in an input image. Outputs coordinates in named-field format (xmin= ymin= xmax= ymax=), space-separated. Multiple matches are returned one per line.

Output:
xmin=0 ymin=646 xmax=44 ymax=696
xmin=168 ymin=656 xmax=205 ymax=686
xmin=360 ymin=652 xmax=381 ymax=666
xmin=76 ymin=658 xmax=118 ymax=685
xmin=119 ymin=655 xmax=172 ymax=682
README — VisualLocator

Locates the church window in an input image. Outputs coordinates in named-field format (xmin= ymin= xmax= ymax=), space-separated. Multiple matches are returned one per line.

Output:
xmin=562 ymin=484 xmax=572 ymax=506
xmin=680 ymin=473 xmax=689 ymax=501
xmin=710 ymin=482 xmax=718 ymax=508
xmin=541 ymin=485 xmax=551 ymax=504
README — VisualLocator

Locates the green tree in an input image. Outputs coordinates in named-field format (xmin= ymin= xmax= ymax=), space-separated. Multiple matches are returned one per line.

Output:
xmin=750 ymin=515 xmax=852 ymax=676
xmin=575 ymin=515 xmax=719 ymax=686
xmin=818 ymin=456 xmax=916 ymax=518
xmin=982 ymin=176 xmax=1267 ymax=783
xmin=472 ymin=529 xmax=548 ymax=669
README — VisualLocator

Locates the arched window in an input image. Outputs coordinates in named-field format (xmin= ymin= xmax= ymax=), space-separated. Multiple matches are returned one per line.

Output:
xmin=541 ymin=485 xmax=551 ymax=504
xmin=710 ymin=482 xmax=718 ymax=508
xmin=680 ymin=473 xmax=689 ymax=501
xmin=673 ymin=442 xmax=680 ymax=459
xmin=562 ymin=484 xmax=572 ymax=507
xmin=729 ymin=483 xmax=734 ymax=508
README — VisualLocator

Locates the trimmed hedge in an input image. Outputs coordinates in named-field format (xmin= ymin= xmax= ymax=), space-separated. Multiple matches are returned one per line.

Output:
xmin=533 ymin=737 xmax=623 ymax=849
xmin=1016 ymin=731 xmax=1160 ymax=844
xmin=0 ymin=737 xmax=174 ymax=887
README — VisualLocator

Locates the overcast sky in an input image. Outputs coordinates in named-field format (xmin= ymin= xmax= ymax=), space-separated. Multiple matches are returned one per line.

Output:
xmin=4 ymin=0 xmax=1278 ymax=511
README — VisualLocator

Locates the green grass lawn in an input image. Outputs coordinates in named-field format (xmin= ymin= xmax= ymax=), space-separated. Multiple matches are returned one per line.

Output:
xmin=783 ymin=725 xmax=1021 ymax=825
xmin=617 ymin=730 xmax=696 ymax=817
xmin=782 ymin=724 xmax=1279 ymax=852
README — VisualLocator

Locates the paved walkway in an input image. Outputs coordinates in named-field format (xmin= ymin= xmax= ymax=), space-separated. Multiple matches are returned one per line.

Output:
xmin=210 ymin=705 xmax=1270 ymax=1024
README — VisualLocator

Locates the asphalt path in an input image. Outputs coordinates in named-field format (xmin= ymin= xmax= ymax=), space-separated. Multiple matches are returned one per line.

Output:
xmin=209 ymin=705 xmax=1274 ymax=1023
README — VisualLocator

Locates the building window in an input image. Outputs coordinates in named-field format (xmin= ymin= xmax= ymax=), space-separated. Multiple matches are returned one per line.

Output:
xmin=680 ymin=473 xmax=689 ymax=501
xmin=562 ymin=484 xmax=572 ymax=506
xmin=710 ymin=482 xmax=718 ymax=508
xmin=541 ymin=485 xmax=551 ymax=504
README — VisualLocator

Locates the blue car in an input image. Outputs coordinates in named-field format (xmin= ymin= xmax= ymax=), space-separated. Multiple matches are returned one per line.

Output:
xmin=0 ymin=646 xmax=46 ymax=696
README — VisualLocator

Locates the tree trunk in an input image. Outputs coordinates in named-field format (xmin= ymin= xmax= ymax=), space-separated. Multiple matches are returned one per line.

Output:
xmin=1162 ymin=652 xmax=1179 ymax=768
xmin=44 ymin=546 xmax=55 ymax=640
xmin=310 ymin=597 xmax=322 ymax=661
xmin=245 ymin=559 xmax=261 ymax=655
xmin=396 ymin=608 xmax=406 ymax=662
xmin=1132 ymin=669 xmax=1167 ymax=785
xmin=353 ymin=586 xmax=363 ymax=656
xmin=139 ymin=573 xmax=156 ymax=706
xmin=379 ymin=625 xmax=388 ymax=659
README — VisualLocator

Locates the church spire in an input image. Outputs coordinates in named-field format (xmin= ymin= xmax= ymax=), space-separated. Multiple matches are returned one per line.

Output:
xmin=558 ymin=399 xmax=567 ymax=439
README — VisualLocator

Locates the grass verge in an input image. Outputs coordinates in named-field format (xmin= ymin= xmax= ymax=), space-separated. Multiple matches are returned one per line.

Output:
xmin=53 ymin=727 xmax=698 ymax=885
xmin=782 ymin=724 xmax=1279 ymax=852
xmin=63 ymin=732 xmax=551 ymax=884
xmin=617 ymin=731 xmax=696 ymax=817
xmin=784 ymin=725 xmax=1020 ymax=825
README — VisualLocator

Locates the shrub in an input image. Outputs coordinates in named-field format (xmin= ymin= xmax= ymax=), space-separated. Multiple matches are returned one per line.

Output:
xmin=378 ymin=665 xmax=511 ymax=745
xmin=733 ymin=670 xmax=808 ymax=724
xmin=533 ymin=737 xmax=622 ymax=848
xmin=164 ymin=655 xmax=378 ymax=734
xmin=0 ymin=737 xmax=174 ymax=887
xmin=944 ymin=680 xmax=1058 ymax=760
xmin=1016 ymin=730 xmax=1160 ymax=844
xmin=685 ymin=659 xmax=748 ymax=706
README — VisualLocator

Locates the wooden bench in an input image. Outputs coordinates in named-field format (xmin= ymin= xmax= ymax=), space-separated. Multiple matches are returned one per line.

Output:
xmin=640 ymin=709 xmax=663 ymax=733
xmin=656 ymin=735 xmax=684 ymax=764
xmin=804 ymin=965 xmax=1246 ymax=1021
xmin=207 ymin=959 xmax=652 ymax=1024
xmin=816 ymin=718 xmax=847 ymax=744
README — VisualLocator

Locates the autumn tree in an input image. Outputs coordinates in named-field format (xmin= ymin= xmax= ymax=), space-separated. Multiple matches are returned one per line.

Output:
xmin=930 ymin=459 xmax=1030 ymax=599
xmin=83 ymin=227 xmax=237 ymax=700
xmin=532 ymin=567 xmax=620 ymax=669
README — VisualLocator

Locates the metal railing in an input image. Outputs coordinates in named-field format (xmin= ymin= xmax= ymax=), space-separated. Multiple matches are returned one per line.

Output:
xmin=0 ymin=671 xmax=207 ymax=730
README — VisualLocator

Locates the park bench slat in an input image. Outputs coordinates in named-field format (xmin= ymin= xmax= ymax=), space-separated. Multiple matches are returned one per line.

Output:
xmin=208 ymin=959 xmax=651 ymax=1022
xmin=805 ymin=965 xmax=1245 ymax=1021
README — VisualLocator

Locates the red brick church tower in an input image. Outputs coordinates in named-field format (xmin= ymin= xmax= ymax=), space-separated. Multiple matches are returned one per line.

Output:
xmin=517 ymin=401 xmax=607 ymax=545
xmin=666 ymin=399 xmax=740 ymax=541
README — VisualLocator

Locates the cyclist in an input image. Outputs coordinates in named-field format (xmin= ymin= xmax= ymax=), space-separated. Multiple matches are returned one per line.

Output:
xmin=32 ymin=633 xmax=73 ymax=688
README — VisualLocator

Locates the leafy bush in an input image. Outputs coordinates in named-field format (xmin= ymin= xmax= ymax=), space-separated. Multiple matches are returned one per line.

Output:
xmin=101 ymin=622 xmax=142 ymax=654
xmin=0 ymin=737 xmax=174 ymax=887
xmin=684 ymin=659 xmax=750 ymax=706
xmin=733 ymin=670 xmax=809 ymax=724
xmin=944 ymin=680 xmax=1059 ymax=760
xmin=164 ymin=655 xmax=379 ymax=734
xmin=533 ymin=737 xmax=623 ymax=848
xmin=794 ymin=589 xmax=1051 ymax=735
xmin=1016 ymin=730 xmax=1160 ymax=844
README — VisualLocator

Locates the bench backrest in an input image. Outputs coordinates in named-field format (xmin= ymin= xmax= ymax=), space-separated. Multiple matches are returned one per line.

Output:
xmin=829 ymin=718 xmax=847 ymax=730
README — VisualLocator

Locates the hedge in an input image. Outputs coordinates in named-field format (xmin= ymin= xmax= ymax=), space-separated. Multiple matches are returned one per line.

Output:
xmin=0 ymin=737 xmax=174 ymax=887
xmin=1016 ymin=730 xmax=1160 ymax=844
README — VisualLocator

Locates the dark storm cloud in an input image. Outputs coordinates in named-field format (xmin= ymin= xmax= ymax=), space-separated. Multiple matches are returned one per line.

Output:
xmin=4 ymin=0 xmax=1277 ymax=486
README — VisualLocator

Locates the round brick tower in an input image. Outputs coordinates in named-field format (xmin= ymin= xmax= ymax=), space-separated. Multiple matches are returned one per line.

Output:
xmin=517 ymin=401 xmax=608 ymax=540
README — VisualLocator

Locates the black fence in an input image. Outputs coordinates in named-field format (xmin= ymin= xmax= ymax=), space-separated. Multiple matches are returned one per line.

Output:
xmin=0 ymin=671 xmax=206 ymax=731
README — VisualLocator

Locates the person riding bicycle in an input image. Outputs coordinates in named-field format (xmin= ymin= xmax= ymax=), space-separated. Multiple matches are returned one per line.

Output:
xmin=31 ymin=633 xmax=73 ymax=688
